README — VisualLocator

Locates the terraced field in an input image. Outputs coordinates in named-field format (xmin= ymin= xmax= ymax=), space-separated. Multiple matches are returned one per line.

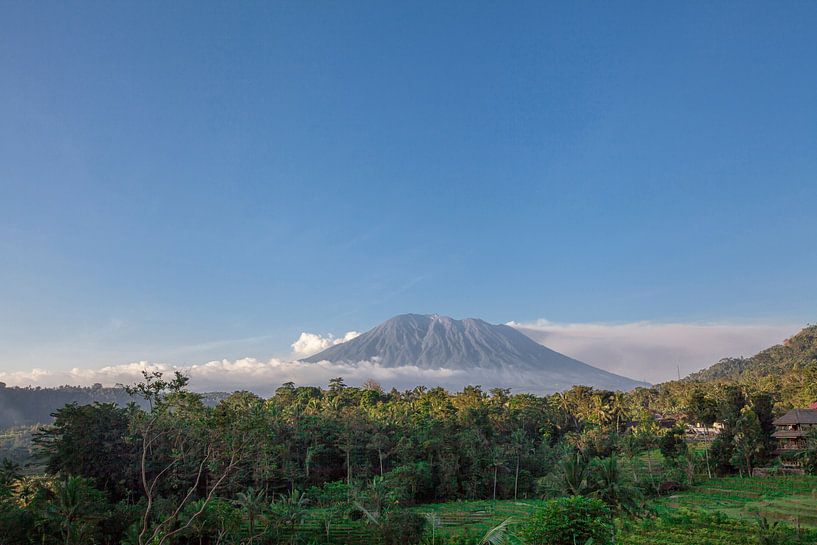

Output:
xmin=618 ymin=508 xmax=817 ymax=545
xmin=662 ymin=475 xmax=817 ymax=528
xmin=412 ymin=499 xmax=547 ymax=539
xmin=282 ymin=476 xmax=817 ymax=544
xmin=411 ymin=498 xmax=817 ymax=545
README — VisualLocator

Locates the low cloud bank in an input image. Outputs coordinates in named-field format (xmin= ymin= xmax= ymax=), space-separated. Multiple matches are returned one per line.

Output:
xmin=0 ymin=359 xmax=476 ymax=396
xmin=0 ymin=320 xmax=800 ymax=394
xmin=509 ymin=319 xmax=798 ymax=384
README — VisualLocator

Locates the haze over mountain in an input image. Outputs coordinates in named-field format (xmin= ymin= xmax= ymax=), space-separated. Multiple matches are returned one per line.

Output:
xmin=302 ymin=314 xmax=647 ymax=392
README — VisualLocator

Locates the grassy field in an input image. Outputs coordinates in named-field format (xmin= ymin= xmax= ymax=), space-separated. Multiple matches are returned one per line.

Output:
xmin=618 ymin=508 xmax=817 ymax=545
xmin=282 ymin=475 xmax=817 ymax=544
xmin=409 ymin=497 xmax=817 ymax=545
xmin=403 ymin=476 xmax=817 ymax=544
xmin=412 ymin=499 xmax=546 ymax=540
xmin=662 ymin=475 xmax=817 ymax=528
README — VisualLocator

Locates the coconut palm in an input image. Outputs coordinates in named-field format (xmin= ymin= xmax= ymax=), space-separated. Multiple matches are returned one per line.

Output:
xmin=271 ymin=489 xmax=309 ymax=543
xmin=235 ymin=487 xmax=266 ymax=545
xmin=479 ymin=516 xmax=515 ymax=545
xmin=559 ymin=452 xmax=591 ymax=496
xmin=590 ymin=454 xmax=642 ymax=515
xmin=42 ymin=476 xmax=103 ymax=545
xmin=0 ymin=458 xmax=21 ymax=487
xmin=423 ymin=512 xmax=442 ymax=545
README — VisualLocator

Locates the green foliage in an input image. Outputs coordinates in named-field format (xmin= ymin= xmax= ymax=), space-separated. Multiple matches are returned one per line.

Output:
xmin=10 ymin=331 xmax=817 ymax=545
xmin=27 ymin=476 xmax=108 ymax=545
xmin=589 ymin=455 xmax=643 ymax=516
xmin=617 ymin=507 xmax=817 ymax=545
xmin=658 ymin=427 xmax=688 ymax=463
xmin=517 ymin=496 xmax=612 ymax=545
xmin=755 ymin=516 xmax=782 ymax=545
xmin=798 ymin=427 xmax=817 ymax=474
xmin=731 ymin=407 xmax=765 ymax=476
xmin=378 ymin=508 xmax=427 ymax=545
xmin=34 ymin=402 xmax=137 ymax=500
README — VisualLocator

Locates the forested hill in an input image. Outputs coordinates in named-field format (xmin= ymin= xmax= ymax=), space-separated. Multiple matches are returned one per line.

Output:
xmin=0 ymin=384 xmax=227 ymax=427
xmin=687 ymin=324 xmax=817 ymax=382
xmin=659 ymin=324 xmax=817 ymax=410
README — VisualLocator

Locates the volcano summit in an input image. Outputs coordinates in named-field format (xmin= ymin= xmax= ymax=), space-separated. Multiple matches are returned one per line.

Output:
xmin=302 ymin=314 xmax=647 ymax=392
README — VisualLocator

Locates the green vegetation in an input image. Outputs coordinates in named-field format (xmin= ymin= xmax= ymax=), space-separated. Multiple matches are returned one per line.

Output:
xmin=517 ymin=496 xmax=612 ymax=545
xmin=618 ymin=508 xmax=814 ymax=545
xmin=660 ymin=475 xmax=817 ymax=528
xmin=3 ymin=324 xmax=817 ymax=543
xmin=0 ymin=424 xmax=39 ymax=469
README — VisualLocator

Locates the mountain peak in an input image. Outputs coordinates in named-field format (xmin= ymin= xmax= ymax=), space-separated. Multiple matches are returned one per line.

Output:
xmin=302 ymin=314 xmax=647 ymax=392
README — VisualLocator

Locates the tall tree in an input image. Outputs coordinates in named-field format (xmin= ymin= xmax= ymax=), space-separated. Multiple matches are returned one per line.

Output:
xmin=731 ymin=407 xmax=765 ymax=477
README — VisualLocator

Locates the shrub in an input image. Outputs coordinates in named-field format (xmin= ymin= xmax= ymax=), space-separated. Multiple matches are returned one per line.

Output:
xmin=378 ymin=508 xmax=426 ymax=545
xmin=517 ymin=495 xmax=612 ymax=545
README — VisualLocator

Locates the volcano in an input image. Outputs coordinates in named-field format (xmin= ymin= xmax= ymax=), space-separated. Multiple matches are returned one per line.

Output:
xmin=302 ymin=314 xmax=647 ymax=392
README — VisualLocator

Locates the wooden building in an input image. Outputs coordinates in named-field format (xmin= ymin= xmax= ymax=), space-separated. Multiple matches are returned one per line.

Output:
xmin=772 ymin=408 xmax=817 ymax=451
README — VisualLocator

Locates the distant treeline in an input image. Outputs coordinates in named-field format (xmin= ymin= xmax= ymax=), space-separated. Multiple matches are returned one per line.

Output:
xmin=0 ymin=383 xmax=226 ymax=427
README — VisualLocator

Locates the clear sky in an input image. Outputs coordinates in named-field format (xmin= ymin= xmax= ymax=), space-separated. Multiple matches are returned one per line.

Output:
xmin=2 ymin=2 xmax=816 ymax=380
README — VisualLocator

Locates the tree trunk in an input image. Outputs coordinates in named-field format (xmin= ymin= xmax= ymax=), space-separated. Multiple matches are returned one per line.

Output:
xmin=645 ymin=452 xmax=657 ymax=494
xmin=493 ymin=465 xmax=498 ymax=500
xmin=704 ymin=444 xmax=712 ymax=479
xmin=346 ymin=443 xmax=351 ymax=486
xmin=378 ymin=448 xmax=384 ymax=476
xmin=514 ymin=455 xmax=520 ymax=500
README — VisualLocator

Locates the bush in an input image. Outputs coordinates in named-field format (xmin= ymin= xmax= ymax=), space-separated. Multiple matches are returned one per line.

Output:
xmin=378 ymin=508 xmax=426 ymax=545
xmin=517 ymin=495 xmax=612 ymax=545
xmin=383 ymin=462 xmax=433 ymax=504
xmin=659 ymin=426 xmax=688 ymax=464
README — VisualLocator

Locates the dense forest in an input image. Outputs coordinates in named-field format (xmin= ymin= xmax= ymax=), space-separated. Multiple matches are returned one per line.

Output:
xmin=0 ymin=383 xmax=228 ymax=428
xmin=2 ymin=326 xmax=817 ymax=544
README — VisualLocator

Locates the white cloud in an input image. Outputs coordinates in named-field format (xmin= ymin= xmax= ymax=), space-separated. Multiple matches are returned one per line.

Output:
xmin=508 ymin=319 xmax=799 ymax=384
xmin=0 ymin=358 xmax=471 ymax=396
xmin=291 ymin=331 xmax=361 ymax=357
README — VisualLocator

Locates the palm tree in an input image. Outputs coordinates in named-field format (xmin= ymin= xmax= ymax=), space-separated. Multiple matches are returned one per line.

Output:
xmin=609 ymin=392 xmax=629 ymax=432
xmin=423 ymin=512 xmax=442 ymax=545
xmin=490 ymin=445 xmax=507 ymax=501
xmin=756 ymin=516 xmax=782 ymax=545
xmin=0 ymin=458 xmax=21 ymax=487
xmin=272 ymin=489 xmax=309 ymax=544
xmin=559 ymin=452 xmax=590 ymax=496
xmin=44 ymin=477 xmax=101 ymax=545
xmin=554 ymin=392 xmax=580 ymax=431
xmin=617 ymin=432 xmax=643 ymax=483
xmin=235 ymin=487 xmax=266 ymax=545
xmin=361 ymin=475 xmax=391 ymax=516
xmin=590 ymin=455 xmax=642 ymax=515
xmin=479 ymin=516 xmax=515 ymax=545
xmin=589 ymin=395 xmax=613 ymax=427
xmin=510 ymin=429 xmax=532 ymax=500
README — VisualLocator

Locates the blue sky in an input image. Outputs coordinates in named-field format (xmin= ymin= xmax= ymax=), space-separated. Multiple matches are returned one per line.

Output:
xmin=1 ymin=2 xmax=816 ymax=379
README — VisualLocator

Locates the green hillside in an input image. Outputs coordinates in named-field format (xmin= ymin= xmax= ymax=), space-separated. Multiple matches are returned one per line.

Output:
xmin=688 ymin=325 xmax=817 ymax=383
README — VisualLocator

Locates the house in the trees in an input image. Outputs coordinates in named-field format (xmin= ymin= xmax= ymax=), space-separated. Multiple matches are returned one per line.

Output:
xmin=772 ymin=408 xmax=817 ymax=451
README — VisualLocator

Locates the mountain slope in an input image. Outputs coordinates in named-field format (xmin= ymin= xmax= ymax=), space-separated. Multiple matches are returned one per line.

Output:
xmin=687 ymin=324 xmax=817 ymax=382
xmin=302 ymin=314 xmax=647 ymax=392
